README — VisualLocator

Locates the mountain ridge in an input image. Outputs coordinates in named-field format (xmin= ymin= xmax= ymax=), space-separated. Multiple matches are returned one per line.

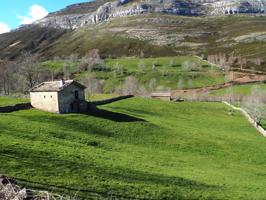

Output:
xmin=1 ymin=0 xmax=266 ymax=69
xmin=34 ymin=0 xmax=266 ymax=30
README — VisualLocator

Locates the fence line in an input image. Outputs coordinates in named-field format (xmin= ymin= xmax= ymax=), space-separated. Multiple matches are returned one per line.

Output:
xmin=222 ymin=101 xmax=266 ymax=137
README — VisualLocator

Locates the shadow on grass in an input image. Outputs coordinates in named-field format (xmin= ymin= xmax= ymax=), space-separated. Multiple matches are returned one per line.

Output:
xmin=0 ymin=145 xmax=221 ymax=200
xmin=15 ymin=113 xmax=115 ymax=137
xmin=87 ymin=96 xmax=146 ymax=122
xmin=87 ymin=106 xmax=146 ymax=122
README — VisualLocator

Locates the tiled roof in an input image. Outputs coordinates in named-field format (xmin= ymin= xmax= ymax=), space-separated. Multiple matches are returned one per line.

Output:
xmin=30 ymin=80 xmax=86 ymax=92
xmin=151 ymin=92 xmax=172 ymax=97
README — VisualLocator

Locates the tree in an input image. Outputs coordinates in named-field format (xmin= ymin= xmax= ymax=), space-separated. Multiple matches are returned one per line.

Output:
xmin=83 ymin=74 xmax=97 ymax=98
xmin=177 ymin=77 xmax=184 ymax=90
xmin=79 ymin=49 xmax=103 ymax=72
xmin=0 ymin=61 xmax=18 ymax=94
xmin=19 ymin=52 xmax=41 ymax=91
xmin=181 ymin=60 xmax=201 ymax=71
xmin=188 ymin=79 xmax=193 ymax=88
xmin=226 ymin=87 xmax=236 ymax=115
xmin=152 ymin=60 xmax=158 ymax=71
xmin=244 ymin=86 xmax=266 ymax=125
xmin=138 ymin=61 xmax=145 ymax=72
xmin=114 ymin=63 xmax=124 ymax=76
xmin=122 ymin=76 xmax=138 ymax=95
xmin=63 ymin=61 xmax=71 ymax=80
xmin=149 ymin=78 xmax=157 ymax=92
xmin=254 ymin=58 xmax=262 ymax=66
xmin=170 ymin=59 xmax=176 ymax=67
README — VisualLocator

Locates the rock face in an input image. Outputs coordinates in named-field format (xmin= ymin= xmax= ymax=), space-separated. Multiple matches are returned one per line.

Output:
xmin=34 ymin=0 xmax=266 ymax=29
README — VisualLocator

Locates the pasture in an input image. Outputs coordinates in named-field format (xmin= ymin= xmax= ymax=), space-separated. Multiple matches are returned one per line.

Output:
xmin=41 ymin=56 xmax=225 ymax=93
xmin=0 ymin=97 xmax=265 ymax=199
xmin=0 ymin=96 xmax=29 ymax=107
xmin=209 ymin=83 xmax=266 ymax=96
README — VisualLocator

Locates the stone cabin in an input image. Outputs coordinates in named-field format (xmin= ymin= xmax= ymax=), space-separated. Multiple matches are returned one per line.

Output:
xmin=151 ymin=92 xmax=172 ymax=101
xmin=30 ymin=80 xmax=87 ymax=113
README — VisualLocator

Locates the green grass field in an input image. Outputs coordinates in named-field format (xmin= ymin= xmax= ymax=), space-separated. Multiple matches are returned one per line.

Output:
xmin=0 ymin=97 xmax=266 ymax=199
xmin=209 ymin=83 xmax=266 ymax=96
xmin=90 ymin=56 xmax=224 ymax=92
xmin=0 ymin=96 xmax=29 ymax=107
xmin=41 ymin=56 xmax=225 ymax=93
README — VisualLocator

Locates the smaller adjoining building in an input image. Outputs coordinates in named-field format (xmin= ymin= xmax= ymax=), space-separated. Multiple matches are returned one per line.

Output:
xmin=30 ymin=80 xmax=87 ymax=113
xmin=151 ymin=92 xmax=172 ymax=101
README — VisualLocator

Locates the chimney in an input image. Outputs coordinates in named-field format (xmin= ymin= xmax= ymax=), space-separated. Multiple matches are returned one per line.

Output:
xmin=59 ymin=79 xmax=65 ymax=87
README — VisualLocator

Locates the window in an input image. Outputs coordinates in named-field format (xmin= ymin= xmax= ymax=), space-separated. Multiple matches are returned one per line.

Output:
xmin=44 ymin=95 xmax=46 ymax=99
xmin=50 ymin=95 xmax=53 ymax=99
xmin=75 ymin=90 xmax=79 ymax=100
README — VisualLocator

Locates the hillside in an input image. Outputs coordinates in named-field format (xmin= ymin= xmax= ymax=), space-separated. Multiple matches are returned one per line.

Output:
xmin=42 ymin=14 xmax=266 ymax=64
xmin=36 ymin=0 xmax=266 ymax=29
xmin=0 ymin=97 xmax=266 ymax=199
xmin=40 ymin=56 xmax=225 ymax=92
xmin=0 ymin=0 xmax=266 ymax=73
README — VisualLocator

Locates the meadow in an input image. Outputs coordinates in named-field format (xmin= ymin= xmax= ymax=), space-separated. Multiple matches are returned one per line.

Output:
xmin=0 ymin=97 xmax=266 ymax=199
xmin=209 ymin=83 xmax=266 ymax=96
xmin=0 ymin=96 xmax=29 ymax=107
xmin=42 ymin=56 xmax=225 ymax=93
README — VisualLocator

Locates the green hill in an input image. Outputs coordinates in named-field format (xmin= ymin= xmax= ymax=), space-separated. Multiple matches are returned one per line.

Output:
xmin=209 ymin=83 xmax=266 ymax=96
xmin=42 ymin=14 xmax=266 ymax=67
xmin=41 ymin=56 xmax=225 ymax=93
xmin=0 ymin=97 xmax=266 ymax=199
xmin=1 ymin=14 xmax=266 ymax=73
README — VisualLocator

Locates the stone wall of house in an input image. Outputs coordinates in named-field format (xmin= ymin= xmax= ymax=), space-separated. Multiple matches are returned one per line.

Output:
xmin=58 ymin=84 xmax=86 ymax=113
xmin=152 ymin=96 xmax=171 ymax=101
xmin=30 ymin=92 xmax=59 ymax=113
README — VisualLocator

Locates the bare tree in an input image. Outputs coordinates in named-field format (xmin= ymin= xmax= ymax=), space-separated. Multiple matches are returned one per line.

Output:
xmin=0 ymin=61 xmax=18 ymax=94
xmin=182 ymin=60 xmax=201 ymax=71
xmin=170 ymin=59 xmax=176 ymax=67
xmin=138 ymin=60 xmax=145 ymax=72
xmin=254 ymin=58 xmax=263 ymax=66
xmin=79 ymin=49 xmax=103 ymax=72
xmin=177 ymin=77 xmax=184 ymax=90
xmin=122 ymin=76 xmax=138 ymax=95
xmin=188 ymin=79 xmax=193 ymax=88
xmin=152 ymin=60 xmax=158 ymax=71
xmin=244 ymin=86 xmax=266 ymax=125
xmin=149 ymin=78 xmax=157 ymax=92
xmin=19 ymin=52 xmax=41 ymax=90
xmin=226 ymin=87 xmax=236 ymax=115
xmin=82 ymin=74 xmax=96 ymax=99
xmin=114 ymin=63 xmax=124 ymax=76
xmin=63 ymin=60 xmax=71 ymax=80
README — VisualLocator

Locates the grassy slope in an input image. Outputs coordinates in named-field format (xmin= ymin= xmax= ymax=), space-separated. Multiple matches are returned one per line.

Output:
xmin=0 ymin=98 xmax=266 ymax=199
xmin=209 ymin=83 xmax=266 ymax=96
xmin=38 ymin=14 xmax=266 ymax=70
xmin=1 ymin=14 xmax=266 ymax=71
xmin=0 ymin=96 xmax=29 ymax=107
xmin=103 ymin=56 xmax=225 ymax=90
xmin=41 ymin=56 xmax=225 ymax=92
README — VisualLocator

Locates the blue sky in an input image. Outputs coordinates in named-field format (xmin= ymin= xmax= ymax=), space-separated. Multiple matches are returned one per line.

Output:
xmin=0 ymin=0 xmax=91 ymax=33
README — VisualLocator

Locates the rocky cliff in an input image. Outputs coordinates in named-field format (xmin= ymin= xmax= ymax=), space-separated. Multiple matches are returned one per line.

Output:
xmin=34 ymin=0 xmax=266 ymax=29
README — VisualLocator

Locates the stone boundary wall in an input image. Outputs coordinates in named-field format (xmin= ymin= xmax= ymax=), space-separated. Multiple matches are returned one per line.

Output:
xmin=223 ymin=101 xmax=266 ymax=137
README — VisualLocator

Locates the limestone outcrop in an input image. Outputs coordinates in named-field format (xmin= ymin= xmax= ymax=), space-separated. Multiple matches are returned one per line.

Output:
xmin=34 ymin=0 xmax=266 ymax=29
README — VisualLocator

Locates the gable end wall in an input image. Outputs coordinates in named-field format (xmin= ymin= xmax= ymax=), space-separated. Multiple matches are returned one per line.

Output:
xmin=30 ymin=92 xmax=59 ymax=113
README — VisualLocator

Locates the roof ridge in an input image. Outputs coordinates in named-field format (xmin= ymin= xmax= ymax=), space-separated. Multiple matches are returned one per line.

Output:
xmin=30 ymin=80 xmax=86 ymax=92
